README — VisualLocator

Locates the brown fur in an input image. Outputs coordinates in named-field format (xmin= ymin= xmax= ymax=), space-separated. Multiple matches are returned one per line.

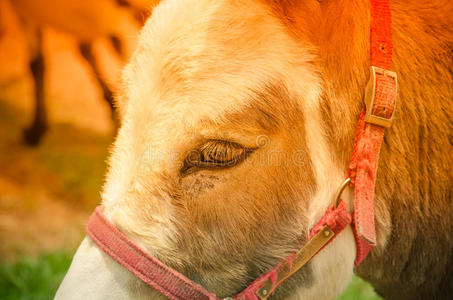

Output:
xmin=261 ymin=0 xmax=453 ymax=298
xmin=173 ymin=84 xmax=317 ymax=296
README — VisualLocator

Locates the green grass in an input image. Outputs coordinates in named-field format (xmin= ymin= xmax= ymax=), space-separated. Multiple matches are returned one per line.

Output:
xmin=0 ymin=253 xmax=72 ymax=300
xmin=0 ymin=252 xmax=382 ymax=300
xmin=335 ymin=276 xmax=383 ymax=300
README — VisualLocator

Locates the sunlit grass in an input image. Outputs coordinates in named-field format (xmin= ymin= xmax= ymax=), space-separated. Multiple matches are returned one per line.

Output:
xmin=335 ymin=276 xmax=383 ymax=300
xmin=0 ymin=253 xmax=72 ymax=300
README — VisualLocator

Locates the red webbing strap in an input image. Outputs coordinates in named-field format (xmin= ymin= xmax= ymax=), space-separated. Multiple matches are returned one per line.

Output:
xmin=348 ymin=110 xmax=384 ymax=264
xmin=369 ymin=0 xmax=393 ymax=69
xmin=233 ymin=201 xmax=352 ymax=300
xmin=348 ymin=0 xmax=396 ymax=266
xmin=86 ymin=207 xmax=220 ymax=300
xmin=86 ymin=203 xmax=352 ymax=300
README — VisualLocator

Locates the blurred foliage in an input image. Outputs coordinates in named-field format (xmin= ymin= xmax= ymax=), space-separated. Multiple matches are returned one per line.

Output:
xmin=335 ymin=276 xmax=383 ymax=300
xmin=36 ymin=123 xmax=110 ymax=209
xmin=0 ymin=99 xmax=111 ymax=210
xmin=0 ymin=253 xmax=72 ymax=300
xmin=0 ymin=99 xmax=108 ymax=263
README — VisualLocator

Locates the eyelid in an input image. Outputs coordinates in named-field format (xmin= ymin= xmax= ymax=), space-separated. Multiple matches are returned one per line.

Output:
xmin=181 ymin=140 xmax=256 ymax=174
xmin=195 ymin=129 xmax=263 ymax=149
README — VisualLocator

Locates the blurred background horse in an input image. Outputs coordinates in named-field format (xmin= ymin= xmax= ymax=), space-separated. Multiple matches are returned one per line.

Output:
xmin=3 ymin=0 xmax=155 ymax=145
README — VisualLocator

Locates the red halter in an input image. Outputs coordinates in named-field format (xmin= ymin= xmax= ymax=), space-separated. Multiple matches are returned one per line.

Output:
xmin=85 ymin=0 xmax=397 ymax=298
xmin=348 ymin=0 xmax=397 ymax=266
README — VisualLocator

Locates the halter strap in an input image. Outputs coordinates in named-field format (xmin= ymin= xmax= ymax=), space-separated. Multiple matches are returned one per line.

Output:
xmin=87 ymin=202 xmax=351 ymax=300
xmin=86 ymin=207 xmax=219 ymax=300
xmin=348 ymin=0 xmax=397 ymax=266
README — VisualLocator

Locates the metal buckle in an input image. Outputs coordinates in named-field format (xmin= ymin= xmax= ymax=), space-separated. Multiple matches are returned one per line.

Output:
xmin=254 ymin=226 xmax=335 ymax=300
xmin=364 ymin=66 xmax=398 ymax=128
xmin=334 ymin=178 xmax=351 ymax=207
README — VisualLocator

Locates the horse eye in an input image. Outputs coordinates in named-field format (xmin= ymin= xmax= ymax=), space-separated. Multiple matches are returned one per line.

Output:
xmin=182 ymin=140 xmax=255 ymax=173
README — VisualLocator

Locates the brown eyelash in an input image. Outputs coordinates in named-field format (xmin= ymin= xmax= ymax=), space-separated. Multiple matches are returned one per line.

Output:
xmin=181 ymin=140 xmax=255 ymax=174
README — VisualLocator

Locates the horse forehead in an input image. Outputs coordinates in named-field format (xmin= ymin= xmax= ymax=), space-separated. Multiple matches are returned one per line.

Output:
xmin=126 ymin=0 xmax=310 ymax=125
xmin=145 ymin=0 xmax=278 ymax=47
xmin=145 ymin=0 xmax=298 ymax=69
